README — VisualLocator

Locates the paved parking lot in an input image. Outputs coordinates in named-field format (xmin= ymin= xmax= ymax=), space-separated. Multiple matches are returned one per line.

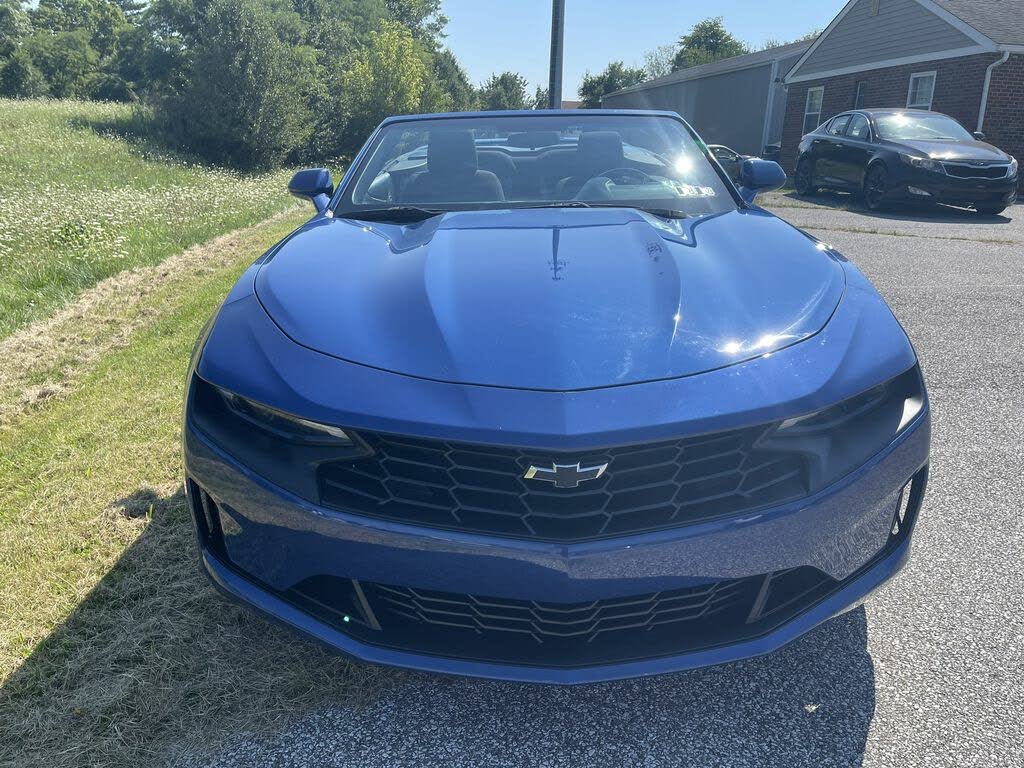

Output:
xmin=191 ymin=196 xmax=1023 ymax=768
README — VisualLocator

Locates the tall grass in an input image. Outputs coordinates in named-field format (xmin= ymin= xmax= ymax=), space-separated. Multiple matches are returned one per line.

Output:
xmin=0 ymin=99 xmax=298 ymax=337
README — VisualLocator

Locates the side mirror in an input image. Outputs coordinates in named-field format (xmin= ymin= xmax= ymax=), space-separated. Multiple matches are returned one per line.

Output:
xmin=288 ymin=168 xmax=334 ymax=213
xmin=738 ymin=158 xmax=787 ymax=204
xmin=973 ymin=131 xmax=987 ymax=141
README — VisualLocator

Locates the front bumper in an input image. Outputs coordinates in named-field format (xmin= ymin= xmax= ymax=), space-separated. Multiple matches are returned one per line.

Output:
xmin=892 ymin=167 xmax=1017 ymax=206
xmin=184 ymin=407 xmax=930 ymax=684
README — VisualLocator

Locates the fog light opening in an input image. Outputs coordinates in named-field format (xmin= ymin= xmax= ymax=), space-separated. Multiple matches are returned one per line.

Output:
xmin=907 ymin=186 xmax=932 ymax=197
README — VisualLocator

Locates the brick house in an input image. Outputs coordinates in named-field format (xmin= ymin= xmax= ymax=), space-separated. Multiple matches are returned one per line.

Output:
xmin=781 ymin=0 xmax=1024 ymax=174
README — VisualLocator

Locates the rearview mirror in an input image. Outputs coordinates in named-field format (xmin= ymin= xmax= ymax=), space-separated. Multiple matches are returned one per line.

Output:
xmin=738 ymin=159 xmax=787 ymax=204
xmin=973 ymin=131 xmax=987 ymax=141
xmin=288 ymin=168 xmax=334 ymax=213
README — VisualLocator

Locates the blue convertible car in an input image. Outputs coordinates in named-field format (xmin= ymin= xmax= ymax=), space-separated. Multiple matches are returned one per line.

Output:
xmin=183 ymin=110 xmax=930 ymax=683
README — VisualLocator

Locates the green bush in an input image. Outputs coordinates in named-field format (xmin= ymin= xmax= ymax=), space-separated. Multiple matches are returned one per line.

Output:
xmin=0 ymin=48 xmax=48 ymax=97
xmin=154 ymin=0 xmax=315 ymax=170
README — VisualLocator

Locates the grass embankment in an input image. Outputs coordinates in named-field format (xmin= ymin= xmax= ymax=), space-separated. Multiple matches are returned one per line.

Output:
xmin=0 ymin=99 xmax=381 ymax=765
xmin=0 ymin=99 xmax=296 ymax=337
xmin=0 ymin=211 xmax=394 ymax=767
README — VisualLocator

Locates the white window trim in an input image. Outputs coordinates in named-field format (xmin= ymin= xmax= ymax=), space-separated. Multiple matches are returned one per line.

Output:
xmin=804 ymin=86 xmax=825 ymax=133
xmin=907 ymin=70 xmax=937 ymax=109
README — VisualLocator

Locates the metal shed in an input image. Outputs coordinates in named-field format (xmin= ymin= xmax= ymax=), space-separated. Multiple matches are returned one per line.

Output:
xmin=602 ymin=41 xmax=811 ymax=156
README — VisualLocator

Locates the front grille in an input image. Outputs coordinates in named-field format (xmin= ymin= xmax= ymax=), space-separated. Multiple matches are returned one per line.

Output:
xmin=943 ymin=162 xmax=1009 ymax=180
xmin=318 ymin=427 xmax=808 ymax=542
xmin=283 ymin=568 xmax=837 ymax=668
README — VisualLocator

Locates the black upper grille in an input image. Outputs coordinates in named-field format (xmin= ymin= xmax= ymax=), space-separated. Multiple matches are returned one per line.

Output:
xmin=943 ymin=162 xmax=1009 ymax=180
xmin=318 ymin=426 xmax=808 ymax=542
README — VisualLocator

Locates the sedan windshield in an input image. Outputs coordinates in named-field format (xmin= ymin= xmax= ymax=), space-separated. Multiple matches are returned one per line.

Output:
xmin=336 ymin=113 xmax=737 ymax=219
xmin=875 ymin=112 xmax=974 ymax=142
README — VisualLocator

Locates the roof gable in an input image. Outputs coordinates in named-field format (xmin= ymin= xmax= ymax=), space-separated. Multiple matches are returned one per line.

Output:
xmin=787 ymin=0 xmax=996 ymax=83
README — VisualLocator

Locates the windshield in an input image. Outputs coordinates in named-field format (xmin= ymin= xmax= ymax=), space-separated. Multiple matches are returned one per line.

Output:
xmin=875 ymin=112 xmax=973 ymax=142
xmin=335 ymin=113 xmax=737 ymax=219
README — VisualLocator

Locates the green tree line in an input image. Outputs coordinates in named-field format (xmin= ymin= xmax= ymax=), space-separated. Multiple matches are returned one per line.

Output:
xmin=0 ymin=0 xmax=548 ymax=169
xmin=0 ymin=5 xmax=816 ymax=170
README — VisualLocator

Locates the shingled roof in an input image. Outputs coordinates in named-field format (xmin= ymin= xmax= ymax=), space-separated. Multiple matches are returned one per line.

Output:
xmin=932 ymin=0 xmax=1024 ymax=46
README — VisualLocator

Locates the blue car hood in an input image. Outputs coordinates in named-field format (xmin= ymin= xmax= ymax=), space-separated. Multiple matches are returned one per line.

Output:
xmin=255 ymin=208 xmax=845 ymax=391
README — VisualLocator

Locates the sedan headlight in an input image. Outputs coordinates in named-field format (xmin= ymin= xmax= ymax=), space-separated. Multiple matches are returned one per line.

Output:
xmin=763 ymin=366 xmax=925 ymax=492
xmin=189 ymin=377 xmax=370 ymax=500
xmin=899 ymin=153 xmax=945 ymax=174
xmin=1008 ymin=157 xmax=1018 ymax=178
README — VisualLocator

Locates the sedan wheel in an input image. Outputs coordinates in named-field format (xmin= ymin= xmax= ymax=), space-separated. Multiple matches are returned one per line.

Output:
xmin=864 ymin=165 xmax=889 ymax=211
xmin=795 ymin=158 xmax=816 ymax=196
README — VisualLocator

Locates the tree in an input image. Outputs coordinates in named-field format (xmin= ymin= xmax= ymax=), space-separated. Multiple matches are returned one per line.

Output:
xmin=643 ymin=43 xmax=676 ymax=79
xmin=762 ymin=29 xmax=821 ymax=49
xmin=30 ymin=0 xmax=128 ymax=58
xmin=384 ymin=0 xmax=445 ymax=46
xmin=0 ymin=48 xmax=48 ymax=97
xmin=0 ymin=0 xmax=31 ymax=59
xmin=335 ymin=19 xmax=428 ymax=152
xmin=429 ymin=47 xmax=476 ymax=112
xmin=578 ymin=61 xmax=645 ymax=108
xmin=24 ymin=28 xmax=98 ymax=97
xmin=672 ymin=17 xmax=748 ymax=71
xmin=532 ymin=85 xmax=548 ymax=109
xmin=477 ymin=71 xmax=530 ymax=111
xmin=155 ymin=0 xmax=315 ymax=170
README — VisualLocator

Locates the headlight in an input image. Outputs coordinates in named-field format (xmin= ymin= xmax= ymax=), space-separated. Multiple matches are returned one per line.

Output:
xmin=763 ymin=366 xmax=925 ymax=492
xmin=1008 ymin=157 xmax=1018 ymax=178
xmin=899 ymin=153 xmax=945 ymax=174
xmin=188 ymin=377 xmax=369 ymax=500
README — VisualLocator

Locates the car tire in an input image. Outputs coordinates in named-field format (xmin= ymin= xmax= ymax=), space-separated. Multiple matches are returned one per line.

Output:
xmin=864 ymin=165 xmax=889 ymax=211
xmin=794 ymin=158 xmax=816 ymax=196
xmin=975 ymin=205 xmax=1006 ymax=216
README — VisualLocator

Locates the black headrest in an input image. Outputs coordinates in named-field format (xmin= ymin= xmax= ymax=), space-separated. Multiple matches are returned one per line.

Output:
xmin=506 ymin=131 xmax=562 ymax=149
xmin=427 ymin=130 xmax=478 ymax=175
xmin=577 ymin=131 xmax=624 ymax=170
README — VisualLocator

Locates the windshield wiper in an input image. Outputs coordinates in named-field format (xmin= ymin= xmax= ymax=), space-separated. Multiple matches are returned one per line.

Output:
xmin=337 ymin=206 xmax=445 ymax=223
xmin=633 ymin=207 xmax=691 ymax=220
xmin=516 ymin=202 xmax=689 ymax=218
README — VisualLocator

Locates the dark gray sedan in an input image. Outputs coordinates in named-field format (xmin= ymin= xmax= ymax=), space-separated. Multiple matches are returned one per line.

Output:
xmin=794 ymin=109 xmax=1018 ymax=215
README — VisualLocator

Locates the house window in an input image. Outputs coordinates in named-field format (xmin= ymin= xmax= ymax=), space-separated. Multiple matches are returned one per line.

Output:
xmin=803 ymin=86 xmax=825 ymax=134
xmin=907 ymin=71 xmax=936 ymax=110
xmin=854 ymin=81 xmax=867 ymax=109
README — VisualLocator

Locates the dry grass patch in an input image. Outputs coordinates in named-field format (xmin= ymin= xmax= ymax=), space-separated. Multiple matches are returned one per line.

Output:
xmin=0 ymin=207 xmax=307 ymax=429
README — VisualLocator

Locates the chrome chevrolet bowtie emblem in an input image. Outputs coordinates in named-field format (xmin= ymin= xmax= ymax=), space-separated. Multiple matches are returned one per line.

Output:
xmin=524 ymin=461 xmax=608 ymax=489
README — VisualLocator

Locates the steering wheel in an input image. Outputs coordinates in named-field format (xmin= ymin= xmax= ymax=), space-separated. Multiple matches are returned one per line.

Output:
xmin=594 ymin=167 xmax=658 ymax=185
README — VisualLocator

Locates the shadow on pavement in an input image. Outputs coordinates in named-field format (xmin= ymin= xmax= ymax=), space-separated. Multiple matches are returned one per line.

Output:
xmin=0 ymin=486 xmax=400 ymax=768
xmin=1 ymin=484 xmax=875 ymax=767
xmin=774 ymin=189 xmax=1013 ymax=224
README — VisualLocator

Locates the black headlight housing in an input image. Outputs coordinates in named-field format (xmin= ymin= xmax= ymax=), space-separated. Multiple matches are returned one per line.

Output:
xmin=188 ymin=376 xmax=370 ymax=501
xmin=762 ymin=365 xmax=926 ymax=492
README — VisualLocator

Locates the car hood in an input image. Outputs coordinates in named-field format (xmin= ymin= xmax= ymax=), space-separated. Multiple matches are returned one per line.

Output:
xmin=893 ymin=138 xmax=1009 ymax=162
xmin=255 ymin=208 xmax=845 ymax=391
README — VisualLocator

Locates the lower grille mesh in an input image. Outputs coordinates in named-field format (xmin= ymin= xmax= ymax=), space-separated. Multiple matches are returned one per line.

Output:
xmin=284 ymin=568 xmax=836 ymax=668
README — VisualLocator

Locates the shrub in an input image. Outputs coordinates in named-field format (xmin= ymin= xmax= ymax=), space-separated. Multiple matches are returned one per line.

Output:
xmin=154 ymin=0 xmax=315 ymax=170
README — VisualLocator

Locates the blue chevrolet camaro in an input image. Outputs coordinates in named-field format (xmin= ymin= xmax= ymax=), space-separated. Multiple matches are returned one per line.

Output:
xmin=183 ymin=110 xmax=930 ymax=684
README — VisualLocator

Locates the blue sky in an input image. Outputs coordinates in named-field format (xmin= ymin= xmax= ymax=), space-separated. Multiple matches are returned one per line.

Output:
xmin=441 ymin=0 xmax=847 ymax=97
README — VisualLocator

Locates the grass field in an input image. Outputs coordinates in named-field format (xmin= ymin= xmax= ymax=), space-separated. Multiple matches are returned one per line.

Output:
xmin=0 ymin=99 xmax=297 ymax=338
xmin=0 ymin=100 xmax=387 ymax=766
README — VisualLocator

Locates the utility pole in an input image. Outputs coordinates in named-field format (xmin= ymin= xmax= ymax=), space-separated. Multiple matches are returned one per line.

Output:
xmin=547 ymin=0 xmax=565 ymax=109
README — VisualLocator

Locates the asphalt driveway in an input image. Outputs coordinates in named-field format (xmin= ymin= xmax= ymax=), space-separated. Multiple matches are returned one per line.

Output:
xmin=187 ymin=196 xmax=1024 ymax=768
